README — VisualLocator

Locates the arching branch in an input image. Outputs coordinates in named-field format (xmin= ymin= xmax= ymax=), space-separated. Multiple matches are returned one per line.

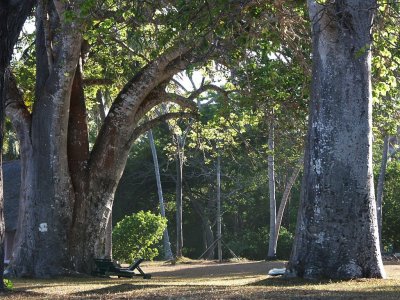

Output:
xmin=134 ymin=83 xmax=229 ymax=124
xmin=128 ymin=112 xmax=197 ymax=146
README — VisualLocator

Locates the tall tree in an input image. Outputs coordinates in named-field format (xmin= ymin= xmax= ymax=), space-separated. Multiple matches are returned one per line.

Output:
xmin=287 ymin=0 xmax=386 ymax=279
xmin=0 ymin=0 xmax=35 ymax=288
xmin=6 ymin=0 xmax=253 ymax=277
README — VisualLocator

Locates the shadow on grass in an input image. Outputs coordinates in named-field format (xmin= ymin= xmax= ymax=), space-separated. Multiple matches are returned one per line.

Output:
xmin=1 ymin=290 xmax=48 ymax=299
xmin=71 ymin=283 xmax=400 ymax=300
xmin=247 ymin=277 xmax=400 ymax=299
xmin=71 ymin=283 xmax=160 ymax=296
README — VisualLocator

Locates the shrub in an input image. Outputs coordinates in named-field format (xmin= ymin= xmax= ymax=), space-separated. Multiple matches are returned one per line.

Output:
xmin=3 ymin=278 xmax=13 ymax=290
xmin=275 ymin=227 xmax=294 ymax=259
xmin=112 ymin=210 xmax=167 ymax=262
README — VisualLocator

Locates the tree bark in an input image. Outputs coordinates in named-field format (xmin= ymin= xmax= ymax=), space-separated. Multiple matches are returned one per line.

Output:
xmin=267 ymin=117 xmax=277 ymax=259
xmin=148 ymin=129 xmax=173 ymax=260
xmin=0 ymin=0 xmax=35 ymax=283
xmin=96 ymin=89 xmax=112 ymax=259
xmin=376 ymin=135 xmax=389 ymax=244
xmin=287 ymin=0 xmax=385 ymax=279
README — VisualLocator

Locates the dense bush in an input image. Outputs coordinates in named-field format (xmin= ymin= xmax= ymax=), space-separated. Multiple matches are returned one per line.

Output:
xmin=381 ymin=161 xmax=400 ymax=252
xmin=275 ymin=227 xmax=294 ymax=259
xmin=112 ymin=210 xmax=167 ymax=262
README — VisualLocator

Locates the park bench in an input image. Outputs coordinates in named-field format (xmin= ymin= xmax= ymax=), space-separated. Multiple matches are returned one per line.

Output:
xmin=93 ymin=258 xmax=151 ymax=279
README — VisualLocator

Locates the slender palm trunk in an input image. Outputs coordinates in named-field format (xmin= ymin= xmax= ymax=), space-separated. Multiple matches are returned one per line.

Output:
xmin=216 ymin=155 xmax=222 ymax=262
xmin=175 ymin=151 xmax=184 ymax=258
xmin=267 ymin=118 xmax=276 ymax=259
xmin=148 ymin=129 xmax=173 ymax=260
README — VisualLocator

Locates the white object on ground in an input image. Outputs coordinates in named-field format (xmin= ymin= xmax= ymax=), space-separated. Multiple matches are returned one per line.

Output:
xmin=268 ymin=268 xmax=286 ymax=276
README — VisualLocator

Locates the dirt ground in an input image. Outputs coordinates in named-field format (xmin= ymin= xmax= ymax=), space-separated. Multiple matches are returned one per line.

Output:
xmin=143 ymin=260 xmax=400 ymax=280
xmin=143 ymin=260 xmax=285 ymax=280
xmin=3 ymin=260 xmax=400 ymax=299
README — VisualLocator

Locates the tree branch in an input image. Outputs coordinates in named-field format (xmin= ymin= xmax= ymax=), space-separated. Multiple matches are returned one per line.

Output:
xmin=128 ymin=112 xmax=197 ymax=146
xmin=4 ymin=69 xmax=32 ymax=149
xmin=82 ymin=78 xmax=113 ymax=86
xmin=39 ymin=0 xmax=54 ymax=71
xmin=134 ymin=82 xmax=228 ymax=125
xmin=53 ymin=0 xmax=65 ymax=21
xmin=307 ymin=0 xmax=324 ymax=22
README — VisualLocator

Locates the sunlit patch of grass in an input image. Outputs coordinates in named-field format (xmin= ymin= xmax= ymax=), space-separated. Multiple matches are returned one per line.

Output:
xmin=2 ymin=262 xmax=400 ymax=299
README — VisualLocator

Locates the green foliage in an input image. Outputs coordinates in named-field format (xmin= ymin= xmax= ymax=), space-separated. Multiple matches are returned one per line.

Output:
xmin=380 ymin=160 xmax=400 ymax=252
xmin=226 ymin=227 xmax=268 ymax=260
xmin=3 ymin=278 xmax=14 ymax=290
xmin=275 ymin=227 xmax=294 ymax=259
xmin=226 ymin=226 xmax=293 ymax=260
xmin=112 ymin=211 xmax=167 ymax=262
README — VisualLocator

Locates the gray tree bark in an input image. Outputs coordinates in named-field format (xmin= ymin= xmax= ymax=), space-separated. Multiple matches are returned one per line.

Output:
xmin=267 ymin=117 xmax=276 ymax=259
xmin=287 ymin=0 xmax=385 ymax=279
xmin=0 ymin=0 xmax=35 ymax=287
xmin=96 ymin=90 xmax=112 ymax=259
xmin=376 ymin=135 xmax=389 ymax=244
xmin=148 ymin=129 xmax=173 ymax=260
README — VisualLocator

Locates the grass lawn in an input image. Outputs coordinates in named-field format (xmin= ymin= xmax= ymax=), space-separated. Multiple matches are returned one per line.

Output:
xmin=2 ymin=260 xmax=400 ymax=299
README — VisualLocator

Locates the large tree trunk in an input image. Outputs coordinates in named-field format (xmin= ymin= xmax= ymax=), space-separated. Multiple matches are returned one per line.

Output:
xmin=267 ymin=117 xmax=276 ymax=259
xmin=376 ymin=135 xmax=389 ymax=244
xmin=0 ymin=1 xmax=35 ymax=282
xmin=148 ymin=129 xmax=173 ymax=260
xmin=287 ymin=0 xmax=385 ymax=279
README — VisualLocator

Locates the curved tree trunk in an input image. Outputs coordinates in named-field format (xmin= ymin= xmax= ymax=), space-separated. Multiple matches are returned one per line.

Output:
xmin=287 ymin=0 xmax=385 ymax=279
xmin=271 ymin=157 xmax=302 ymax=255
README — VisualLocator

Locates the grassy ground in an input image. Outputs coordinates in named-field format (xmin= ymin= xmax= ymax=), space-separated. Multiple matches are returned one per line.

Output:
xmin=2 ymin=260 xmax=400 ymax=299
